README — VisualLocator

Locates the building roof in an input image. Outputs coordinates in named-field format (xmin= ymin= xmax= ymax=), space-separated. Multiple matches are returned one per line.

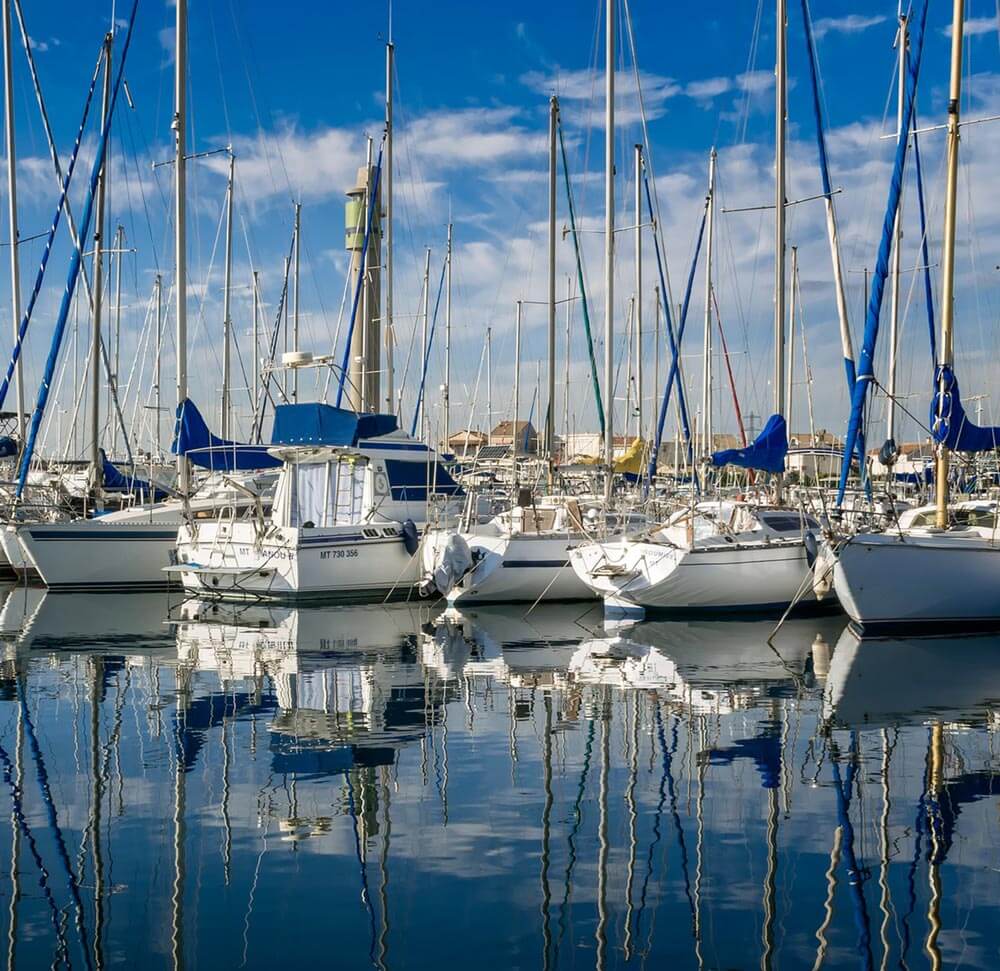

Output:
xmin=490 ymin=420 xmax=535 ymax=437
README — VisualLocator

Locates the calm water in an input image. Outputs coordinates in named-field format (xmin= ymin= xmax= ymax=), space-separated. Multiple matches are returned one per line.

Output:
xmin=0 ymin=587 xmax=998 ymax=969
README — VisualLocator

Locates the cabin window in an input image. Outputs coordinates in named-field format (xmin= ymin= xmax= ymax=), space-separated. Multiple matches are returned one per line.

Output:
xmin=384 ymin=459 xmax=462 ymax=502
xmin=759 ymin=513 xmax=819 ymax=533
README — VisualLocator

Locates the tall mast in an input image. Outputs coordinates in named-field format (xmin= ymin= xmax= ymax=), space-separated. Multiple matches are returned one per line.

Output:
xmin=384 ymin=41 xmax=394 ymax=412
xmin=111 ymin=224 xmax=123 ymax=454
xmin=513 ymin=300 xmax=522 ymax=473
xmin=887 ymin=12 xmax=908 ymax=453
xmin=936 ymin=0 xmax=964 ymax=529
xmin=292 ymin=200 xmax=301 ymax=403
xmin=251 ymin=270 xmax=260 ymax=417
xmin=633 ymin=143 xmax=643 ymax=444
xmin=486 ymin=326 xmax=493 ymax=443
xmin=702 ymin=147 xmax=716 ymax=459
xmin=547 ymin=96 xmax=558 ymax=478
xmin=444 ymin=222 xmax=452 ymax=442
xmin=2 ymin=0 xmax=23 ymax=445
xmin=787 ymin=245 xmax=798 ymax=430
xmin=420 ymin=246 xmax=430 ymax=438
xmin=90 ymin=34 xmax=112 ymax=493
xmin=154 ymin=273 xmax=162 ymax=456
xmin=174 ymin=0 xmax=189 ymax=497
xmin=774 ymin=0 xmax=787 ymax=501
xmin=221 ymin=152 xmax=234 ymax=437
xmin=603 ymin=0 xmax=615 ymax=498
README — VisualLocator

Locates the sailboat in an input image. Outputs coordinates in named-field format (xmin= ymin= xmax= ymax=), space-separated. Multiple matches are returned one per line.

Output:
xmin=569 ymin=0 xmax=821 ymax=616
xmin=829 ymin=0 xmax=1000 ymax=632
xmin=9 ymin=1 xmax=243 ymax=591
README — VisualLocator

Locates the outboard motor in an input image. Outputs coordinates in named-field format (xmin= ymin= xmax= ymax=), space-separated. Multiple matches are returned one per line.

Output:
xmin=419 ymin=532 xmax=474 ymax=598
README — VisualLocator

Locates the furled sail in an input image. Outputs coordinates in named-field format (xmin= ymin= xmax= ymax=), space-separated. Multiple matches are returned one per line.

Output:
xmin=710 ymin=414 xmax=787 ymax=475
xmin=930 ymin=366 xmax=1000 ymax=452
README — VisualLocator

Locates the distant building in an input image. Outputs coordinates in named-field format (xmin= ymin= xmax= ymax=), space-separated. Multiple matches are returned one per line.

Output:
xmin=489 ymin=420 xmax=538 ymax=455
xmin=869 ymin=439 xmax=935 ymax=478
xmin=563 ymin=432 xmax=634 ymax=462
xmin=446 ymin=429 xmax=488 ymax=457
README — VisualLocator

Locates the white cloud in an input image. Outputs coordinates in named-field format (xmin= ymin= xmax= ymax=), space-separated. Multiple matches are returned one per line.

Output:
xmin=943 ymin=16 xmax=999 ymax=37
xmin=813 ymin=14 xmax=888 ymax=39
xmin=521 ymin=67 xmax=681 ymax=124
xmin=686 ymin=76 xmax=732 ymax=100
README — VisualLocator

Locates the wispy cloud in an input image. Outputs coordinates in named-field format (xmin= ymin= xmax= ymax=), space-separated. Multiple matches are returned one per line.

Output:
xmin=813 ymin=13 xmax=888 ymax=39
xmin=521 ymin=67 xmax=681 ymax=123
xmin=943 ymin=15 xmax=999 ymax=37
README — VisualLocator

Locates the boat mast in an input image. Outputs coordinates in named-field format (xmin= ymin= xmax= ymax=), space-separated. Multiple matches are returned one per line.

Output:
xmin=787 ymin=245 xmax=797 ymax=430
xmin=702 ymin=147 xmax=716 ymax=460
xmin=111 ymin=224 xmax=123 ymax=454
xmin=2 ymin=0 xmax=23 ymax=445
xmin=486 ymin=325 xmax=493 ymax=443
xmin=603 ymin=0 xmax=615 ymax=500
xmin=174 ymin=0 xmax=189 ymax=497
xmin=154 ymin=273 xmax=162 ymax=456
xmin=774 ymin=0 xmax=787 ymax=502
xmin=547 ymin=95 xmax=558 ymax=482
xmin=221 ymin=152 xmax=234 ymax=437
xmin=90 ymin=34 xmax=112 ymax=494
xmin=634 ymin=142 xmax=643 ymax=444
xmin=513 ymin=300 xmax=522 ymax=478
xmin=251 ymin=270 xmax=260 ymax=418
xmin=935 ymin=0 xmax=964 ymax=529
xmin=887 ymin=11 xmax=907 ymax=456
xmin=444 ymin=221 xmax=452 ymax=443
xmin=292 ymin=201 xmax=301 ymax=403
xmin=385 ymin=41 xmax=395 ymax=412
xmin=420 ymin=246 xmax=430 ymax=438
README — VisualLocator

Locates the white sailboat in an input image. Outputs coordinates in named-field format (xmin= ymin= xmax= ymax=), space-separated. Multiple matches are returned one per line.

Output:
xmin=829 ymin=0 xmax=1000 ymax=633
xmin=570 ymin=0 xmax=820 ymax=616
xmin=173 ymin=409 xmax=462 ymax=601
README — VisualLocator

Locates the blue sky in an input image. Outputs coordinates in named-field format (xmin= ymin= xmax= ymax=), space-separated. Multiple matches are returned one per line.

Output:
xmin=5 ymin=0 xmax=1000 ymax=455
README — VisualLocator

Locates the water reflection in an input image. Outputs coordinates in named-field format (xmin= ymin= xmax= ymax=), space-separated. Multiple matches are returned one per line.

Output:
xmin=0 ymin=588 xmax=997 ymax=968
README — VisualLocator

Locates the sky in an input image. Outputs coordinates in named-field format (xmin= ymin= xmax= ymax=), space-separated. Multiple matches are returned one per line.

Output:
xmin=4 ymin=0 xmax=1000 ymax=458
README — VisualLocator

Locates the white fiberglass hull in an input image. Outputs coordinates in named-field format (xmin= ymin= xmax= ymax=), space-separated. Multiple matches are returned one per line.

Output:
xmin=0 ymin=526 xmax=35 ymax=577
xmin=16 ymin=518 xmax=180 ymax=590
xmin=570 ymin=537 xmax=815 ymax=614
xmin=832 ymin=530 xmax=1000 ymax=632
xmin=447 ymin=531 xmax=594 ymax=604
xmin=176 ymin=521 xmax=421 ymax=602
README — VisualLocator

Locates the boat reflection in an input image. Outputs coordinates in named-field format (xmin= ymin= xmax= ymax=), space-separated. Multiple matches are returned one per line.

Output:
xmin=173 ymin=599 xmax=454 ymax=784
xmin=824 ymin=626 xmax=1000 ymax=727
xmin=2 ymin=593 xmax=999 ymax=969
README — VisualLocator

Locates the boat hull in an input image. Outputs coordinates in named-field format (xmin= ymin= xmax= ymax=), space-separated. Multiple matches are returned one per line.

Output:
xmin=833 ymin=531 xmax=1000 ymax=633
xmin=570 ymin=538 xmax=815 ymax=615
xmin=176 ymin=522 xmax=422 ymax=602
xmin=16 ymin=521 xmax=180 ymax=590
xmin=446 ymin=532 xmax=594 ymax=604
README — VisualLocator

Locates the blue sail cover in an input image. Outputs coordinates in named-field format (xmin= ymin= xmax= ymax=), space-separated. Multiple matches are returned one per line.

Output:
xmin=930 ymin=366 xmax=1000 ymax=452
xmin=271 ymin=402 xmax=399 ymax=447
xmin=711 ymin=413 xmax=787 ymax=474
xmin=172 ymin=399 xmax=282 ymax=471
xmin=100 ymin=449 xmax=168 ymax=502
